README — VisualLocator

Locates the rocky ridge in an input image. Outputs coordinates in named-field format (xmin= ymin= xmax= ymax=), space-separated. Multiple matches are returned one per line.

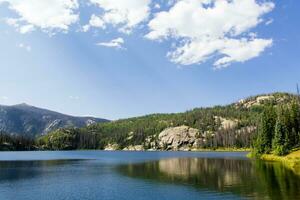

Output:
xmin=0 ymin=103 xmax=108 ymax=137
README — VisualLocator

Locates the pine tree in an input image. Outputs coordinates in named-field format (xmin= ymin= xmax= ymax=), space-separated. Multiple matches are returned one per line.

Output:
xmin=290 ymin=101 xmax=300 ymax=145
xmin=273 ymin=107 xmax=289 ymax=155
xmin=256 ymin=105 xmax=276 ymax=154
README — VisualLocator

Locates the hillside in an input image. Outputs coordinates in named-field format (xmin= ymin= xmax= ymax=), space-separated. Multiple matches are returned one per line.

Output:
xmin=0 ymin=103 xmax=109 ymax=137
xmin=38 ymin=92 xmax=299 ymax=151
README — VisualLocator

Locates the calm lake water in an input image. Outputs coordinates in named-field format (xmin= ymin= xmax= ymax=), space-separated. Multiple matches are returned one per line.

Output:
xmin=0 ymin=151 xmax=299 ymax=200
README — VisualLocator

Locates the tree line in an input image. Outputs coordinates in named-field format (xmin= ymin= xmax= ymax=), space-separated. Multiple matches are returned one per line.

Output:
xmin=0 ymin=132 xmax=36 ymax=151
xmin=254 ymin=100 xmax=300 ymax=155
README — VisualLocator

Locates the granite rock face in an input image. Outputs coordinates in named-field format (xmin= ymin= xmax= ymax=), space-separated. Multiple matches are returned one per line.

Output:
xmin=104 ymin=143 xmax=119 ymax=151
xmin=158 ymin=126 xmax=201 ymax=151
xmin=123 ymin=145 xmax=144 ymax=151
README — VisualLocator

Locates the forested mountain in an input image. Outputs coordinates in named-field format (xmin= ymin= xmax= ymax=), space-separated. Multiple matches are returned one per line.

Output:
xmin=0 ymin=103 xmax=108 ymax=137
xmin=38 ymin=92 xmax=300 ymax=152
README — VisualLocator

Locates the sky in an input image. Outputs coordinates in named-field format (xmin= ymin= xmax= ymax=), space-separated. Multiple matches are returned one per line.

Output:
xmin=0 ymin=0 xmax=299 ymax=120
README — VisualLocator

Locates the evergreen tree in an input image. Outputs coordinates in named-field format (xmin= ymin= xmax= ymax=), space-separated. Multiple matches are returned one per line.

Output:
xmin=255 ymin=105 xmax=276 ymax=154
xmin=290 ymin=101 xmax=300 ymax=145
xmin=273 ymin=107 xmax=289 ymax=155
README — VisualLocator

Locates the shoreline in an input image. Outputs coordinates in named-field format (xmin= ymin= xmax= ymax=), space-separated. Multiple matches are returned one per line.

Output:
xmin=0 ymin=148 xmax=251 ymax=152
xmin=249 ymin=149 xmax=300 ymax=174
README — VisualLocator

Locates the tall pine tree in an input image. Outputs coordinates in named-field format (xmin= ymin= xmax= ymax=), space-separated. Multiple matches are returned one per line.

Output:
xmin=255 ymin=105 xmax=276 ymax=154
xmin=290 ymin=101 xmax=300 ymax=146
xmin=273 ymin=107 xmax=289 ymax=155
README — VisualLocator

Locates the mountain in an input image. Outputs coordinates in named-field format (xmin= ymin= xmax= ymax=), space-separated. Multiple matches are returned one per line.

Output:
xmin=0 ymin=103 xmax=109 ymax=137
xmin=39 ymin=92 xmax=299 ymax=151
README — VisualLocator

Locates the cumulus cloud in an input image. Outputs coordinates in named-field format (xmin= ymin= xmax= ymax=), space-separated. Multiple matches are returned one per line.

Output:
xmin=0 ymin=0 xmax=275 ymax=68
xmin=96 ymin=37 xmax=125 ymax=49
xmin=146 ymin=0 xmax=275 ymax=68
xmin=87 ymin=0 xmax=151 ymax=33
xmin=82 ymin=14 xmax=105 ymax=32
xmin=0 ymin=0 xmax=79 ymax=34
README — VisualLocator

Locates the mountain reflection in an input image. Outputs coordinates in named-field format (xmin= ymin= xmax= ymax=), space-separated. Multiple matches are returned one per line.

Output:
xmin=0 ymin=160 xmax=83 ymax=182
xmin=117 ymin=158 xmax=300 ymax=200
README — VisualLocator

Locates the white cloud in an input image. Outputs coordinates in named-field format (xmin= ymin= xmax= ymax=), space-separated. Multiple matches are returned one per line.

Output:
xmin=265 ymin=18 xmax=274 ymax=25
xmin=19 ymin=24 xmax=35 ymax=34
xmin=96 ymin=37 xmax=125 ymax=49
xmin=146 ymin=0 xmax=275 ymax=68
xmin=154 ymin=3 xmax=161 ymax=9
xmin=87 ymin=0 xmax=151 ymax=33
xmin=82 ymin=14 xmax=106 ymax=32
xmin=18 ymin=43 xmax=31 ymax=52
xmin=0 ymin=0 xmax=79 ymax=34
xmin=214 ymin=38 xmax=273 ymax=68
xmin=5 ymin=18 xmax=19 ymax=27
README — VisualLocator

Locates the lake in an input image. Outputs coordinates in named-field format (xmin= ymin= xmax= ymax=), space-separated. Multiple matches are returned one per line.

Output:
xmin=0 ymin=151 xmax=299 ymax=200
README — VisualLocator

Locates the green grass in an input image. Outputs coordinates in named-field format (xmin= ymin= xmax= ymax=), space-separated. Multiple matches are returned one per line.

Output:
xmin=257 ymin=149 xmax=300 ymax=175
xmin=192 ymin=147 xmax=251 ymax=152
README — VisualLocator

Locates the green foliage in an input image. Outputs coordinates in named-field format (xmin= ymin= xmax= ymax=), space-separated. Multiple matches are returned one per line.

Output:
xmin=255 ymin=105 xmax=276 ymax=154
xmin=0 ymin=132 xmax=35 ymax=151
xmin=37 ymin=128 xmax=101 ymax=150
xmin=256 ymin=98 xmax=300 ymax=156
xmin=273 ymin=108 xmax=289 ymax=155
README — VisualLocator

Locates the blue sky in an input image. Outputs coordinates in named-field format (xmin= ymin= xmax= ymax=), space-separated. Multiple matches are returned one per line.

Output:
xmin=0 ymin=0 xmax=299 ymax=120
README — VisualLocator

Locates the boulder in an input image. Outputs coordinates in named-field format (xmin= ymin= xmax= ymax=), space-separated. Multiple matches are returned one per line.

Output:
xmin=158 ymin=125 xmax=201 ymax=151
xmin=123 ymin=145 xmax=144 ymax=151
xmin=104 ymin=143 xmax=119 ymax=151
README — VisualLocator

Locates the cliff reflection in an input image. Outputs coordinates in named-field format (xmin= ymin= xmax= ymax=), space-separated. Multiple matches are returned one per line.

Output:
xmin=118 ymin=158 xmax=300 ymax=200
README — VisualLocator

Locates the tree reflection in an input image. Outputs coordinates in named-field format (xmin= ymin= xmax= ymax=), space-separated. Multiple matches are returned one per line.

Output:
xmin=118 ymin=158 xmax=300 ymax=200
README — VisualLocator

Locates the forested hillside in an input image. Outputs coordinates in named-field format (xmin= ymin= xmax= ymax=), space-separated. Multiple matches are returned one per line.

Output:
xmin=37 ymin=92 xmax=300 ymax=152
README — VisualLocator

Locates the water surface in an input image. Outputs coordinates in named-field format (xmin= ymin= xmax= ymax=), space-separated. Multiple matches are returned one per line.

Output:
xmin=0 ymin=151 xmax=299 ymax=200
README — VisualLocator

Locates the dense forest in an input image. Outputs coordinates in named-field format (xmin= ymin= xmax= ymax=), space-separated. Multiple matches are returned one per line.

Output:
xmin=1 ymin=92 xmax=299 ymax=155
xmin=0 ymin=132 xmax=35 ymax=151
xmin=254 ymin=100 xmax=300 ymax=155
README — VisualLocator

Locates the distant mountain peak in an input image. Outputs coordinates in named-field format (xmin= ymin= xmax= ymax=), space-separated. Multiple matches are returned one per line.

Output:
xmin=0 ymin=104 xmax=109 ymax=137
xmin=15 ymin=103 xmax=31 ymax=107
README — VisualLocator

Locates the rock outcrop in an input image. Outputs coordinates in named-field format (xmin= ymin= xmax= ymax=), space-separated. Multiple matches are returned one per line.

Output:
xmin=237 ymin=95 xmax=284 ymax=108
xmin=215 ymin=116 xmax=238 ymax=130
xmin=123 ymin=145 xmax=144 ymax=151
xmin=158 ymin=126 xmax=201 ymax=151
xmin=104 ymin=143 xmax=119 ymax=151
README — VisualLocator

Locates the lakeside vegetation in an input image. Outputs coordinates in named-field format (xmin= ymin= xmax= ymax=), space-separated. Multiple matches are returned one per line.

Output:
xmin=254 ymin=100 xmax=300 ymax=156
xmin=249 ymin=95 xmax=300 ymax=172
xmin=259 ymin=149 xmax=300 ymax=174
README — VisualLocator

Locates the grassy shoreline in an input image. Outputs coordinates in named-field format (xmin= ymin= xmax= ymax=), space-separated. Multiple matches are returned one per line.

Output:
xmin=249 ymin=149 xmax=300 ymax=174
xmin=190 ymin=147 xmax=250 ymax=152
